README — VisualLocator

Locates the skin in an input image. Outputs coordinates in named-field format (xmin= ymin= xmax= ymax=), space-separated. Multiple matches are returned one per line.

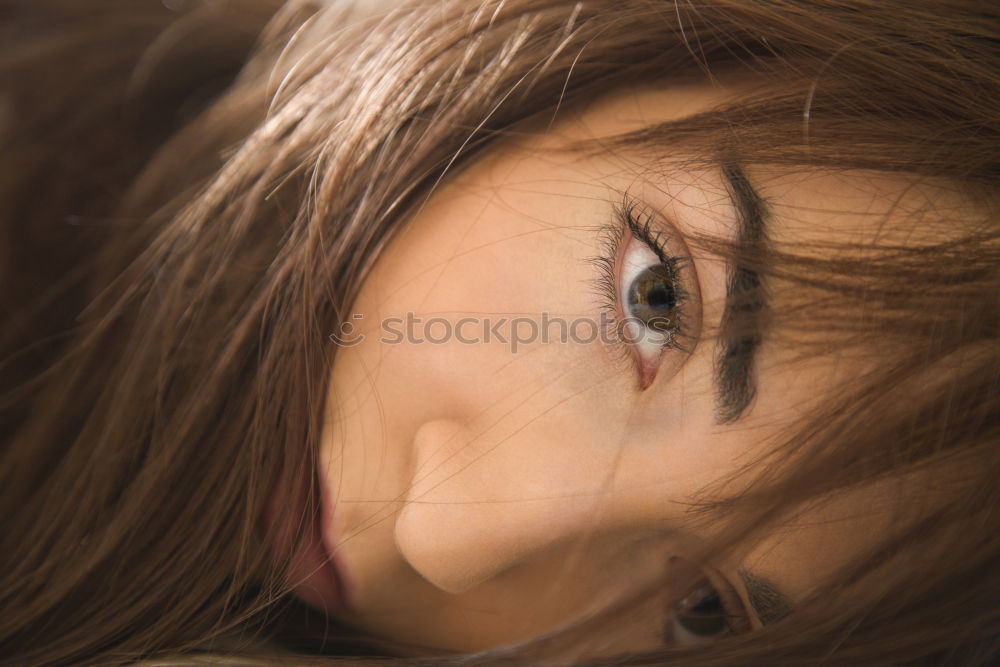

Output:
xmin=297 ymin=82 xmax=933 ymax=655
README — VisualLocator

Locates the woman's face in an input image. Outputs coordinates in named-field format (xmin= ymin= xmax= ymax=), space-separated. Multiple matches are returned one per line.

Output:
xmin=296 ymin=83 xmax=924 ymax=654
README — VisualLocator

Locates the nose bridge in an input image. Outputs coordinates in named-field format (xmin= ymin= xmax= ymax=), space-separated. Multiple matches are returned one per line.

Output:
xmin=393 ymin=418 xmax=616 ymax=595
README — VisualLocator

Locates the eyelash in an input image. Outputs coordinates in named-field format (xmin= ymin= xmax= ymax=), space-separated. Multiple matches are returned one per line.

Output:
xmin=590 ymin=195 xmax=695 ymax=378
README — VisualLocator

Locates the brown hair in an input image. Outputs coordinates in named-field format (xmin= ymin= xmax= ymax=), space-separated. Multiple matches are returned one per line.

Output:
xmin=1 ymin=0 xmax=997 ymax=665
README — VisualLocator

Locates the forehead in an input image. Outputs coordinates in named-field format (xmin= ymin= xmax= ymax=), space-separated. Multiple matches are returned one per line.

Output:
xmin=507 ymin=81 xmax=965 ymax=265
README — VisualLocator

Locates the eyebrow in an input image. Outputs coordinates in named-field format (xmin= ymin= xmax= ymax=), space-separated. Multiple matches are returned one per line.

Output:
xmin=714 ymin=163 xmax=769 ymax=424
xmin=738 ymin=569 xmax=794 ymax=626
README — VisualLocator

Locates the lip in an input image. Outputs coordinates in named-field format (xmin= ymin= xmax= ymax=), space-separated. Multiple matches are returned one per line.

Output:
xmin=314 ymin=459 xmax=354 ymax=612
xmin=269 ymin=463 xmax=353 ymax=614
xmin=296 ymin=501 xmax=351 ymax=613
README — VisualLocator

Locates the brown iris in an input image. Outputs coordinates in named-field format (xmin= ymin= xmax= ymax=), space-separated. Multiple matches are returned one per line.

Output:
xmin=626 ymin=264 xmax=679 ymax=334
xmin=675 ymin=585 xmax=731 ymax=637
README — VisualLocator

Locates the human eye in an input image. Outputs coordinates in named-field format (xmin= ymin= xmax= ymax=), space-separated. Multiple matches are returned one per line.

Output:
xmin=591 ymin=194 xmax=700 ymax=388
xmin=667 ymin=575 xmax=753 ymax=646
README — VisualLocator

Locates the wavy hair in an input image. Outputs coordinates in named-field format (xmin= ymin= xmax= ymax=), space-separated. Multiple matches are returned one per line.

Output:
xmin=1 ymin=0 xmax=997 ymax=665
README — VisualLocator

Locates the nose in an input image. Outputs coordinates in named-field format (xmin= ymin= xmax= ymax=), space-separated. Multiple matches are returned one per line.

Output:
xmin=393 ymin=418 xmax=617 ymax=595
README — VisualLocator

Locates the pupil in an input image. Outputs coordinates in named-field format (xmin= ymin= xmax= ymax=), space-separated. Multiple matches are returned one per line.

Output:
xmin=647 ymin=282 xmax=676 ymax=309
xmin=677 ymin=589 xmax=729 ymax=637
xmin=627 ymin=265 xmax=678 ymax=331
xmin=691 ymin=591 xmax=723 ymax=615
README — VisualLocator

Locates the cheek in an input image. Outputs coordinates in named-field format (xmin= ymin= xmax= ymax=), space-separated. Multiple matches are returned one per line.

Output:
xmin=340 ymin=177 xmax=610 ymax=424
xmin=320 ymin=171 xmax=628 ymax=544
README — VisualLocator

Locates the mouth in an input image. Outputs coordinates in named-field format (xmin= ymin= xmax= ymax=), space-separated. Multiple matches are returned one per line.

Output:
xmin=270 ymin=463 xmax=352 ymax=614
xmin=293 ymin=505 xmax=351 ymax=613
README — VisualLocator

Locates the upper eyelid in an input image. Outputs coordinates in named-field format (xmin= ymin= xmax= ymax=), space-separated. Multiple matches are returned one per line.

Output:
xmin=616 ymin=194 xmax=699 ymax=292
xmin=613 ymin=204 xmax=694 ymax=323
xmin=616 ymin=195 xmax=669 ymax=259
